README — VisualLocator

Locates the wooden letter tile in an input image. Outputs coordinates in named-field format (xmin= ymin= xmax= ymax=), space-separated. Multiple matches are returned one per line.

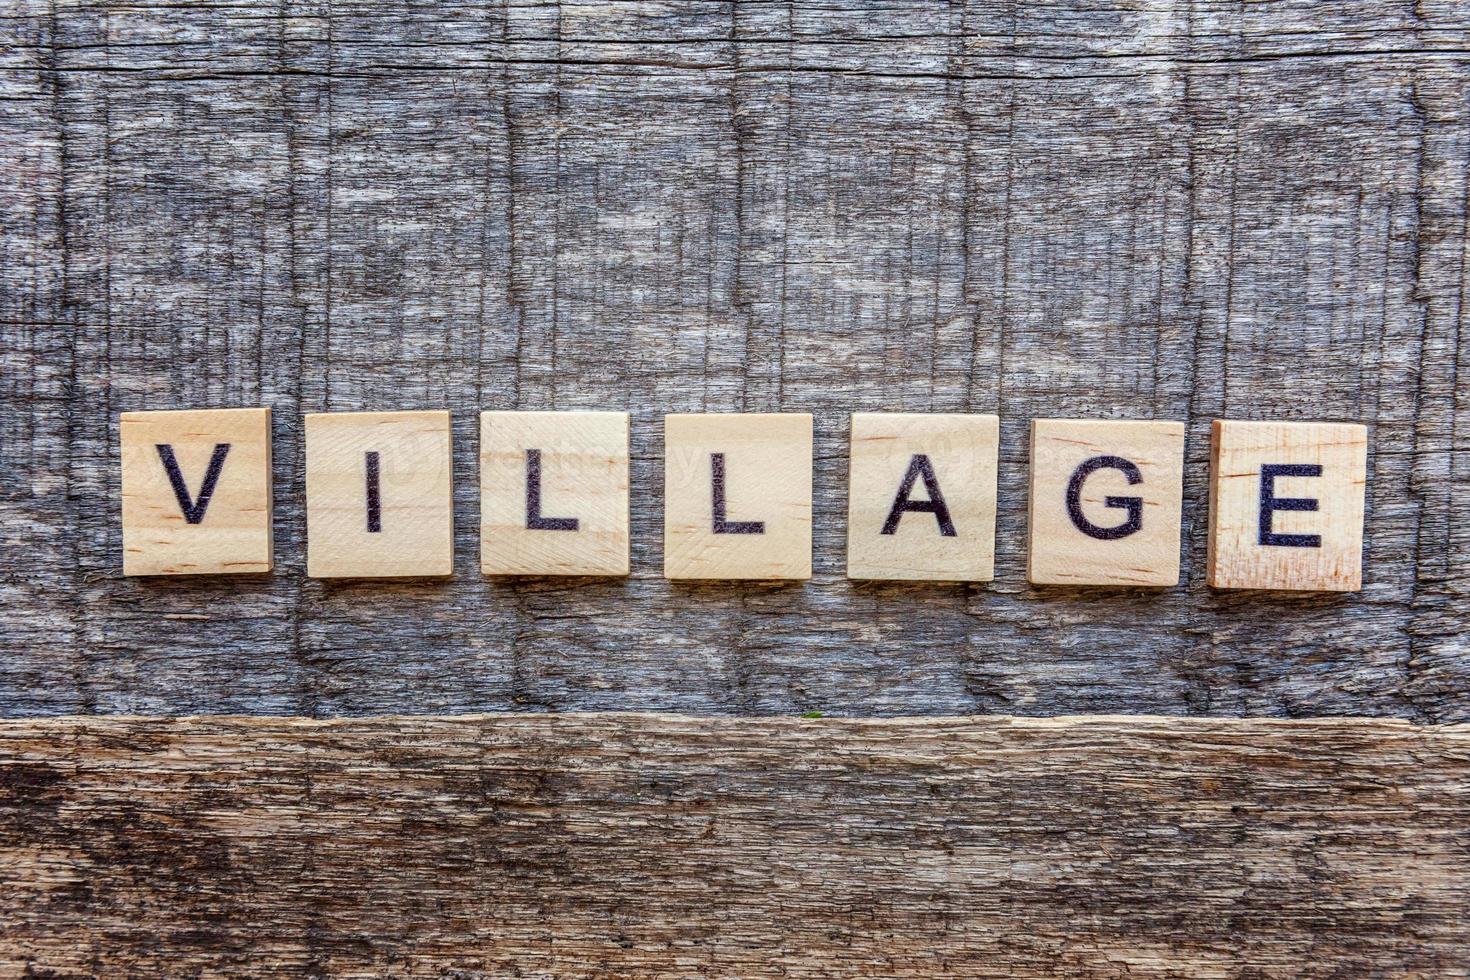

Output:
xmin=664 ymin=413 xmax=812 ymax=581
xmin=1208 ymin=420 xmax=1368 ymax=592
xmin=120 ymin=408 xmax=273 ymax=576
xmin=846 ymin=413 xmax=999 ymax=582
xmin=1027 ymin=419 xmax=1185 ymax=587
xmin=305 ymin=411 xmax=453 ymax=579
xmin=481 ymin=411 xmax=630 ymax=577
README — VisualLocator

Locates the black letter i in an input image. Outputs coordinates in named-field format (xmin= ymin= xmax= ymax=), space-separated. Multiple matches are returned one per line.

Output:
xmin=365 ymin=451 xmax=382 ymax=533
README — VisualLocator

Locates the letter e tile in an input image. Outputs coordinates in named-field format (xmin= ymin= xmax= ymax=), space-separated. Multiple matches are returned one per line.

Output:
xmin=1208 ymin=420 xmax=1368 ymax=591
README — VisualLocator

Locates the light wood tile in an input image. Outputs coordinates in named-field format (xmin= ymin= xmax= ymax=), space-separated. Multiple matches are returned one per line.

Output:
xmin=1208 ymin=420 xmax=1368 ymax=592
xmin=846 ymin=413 xmax=999 ymax=582
xmin=1027 ymin=419 xmax=1185 ymax=587
xmin=664 ymin=413 xmax=812 ymax=581
xmin=480 ymin=411 xmax=630 ymax=577
xmin=305 ymin=411 xmax=454 ymax=579
xmin=120 ymin=408 xmax=273 ymax=576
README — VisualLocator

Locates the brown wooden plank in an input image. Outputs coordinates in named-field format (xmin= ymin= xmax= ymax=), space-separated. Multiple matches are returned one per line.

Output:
xmin=2 ymin=1 xmax=1469 ymax=720
xmin=2 ymin=713 xmax=1467 ymax=976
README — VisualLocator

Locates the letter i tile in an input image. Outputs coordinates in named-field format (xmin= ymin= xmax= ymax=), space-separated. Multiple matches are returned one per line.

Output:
xmin=305 ymin=410 xmax=454 ymax=578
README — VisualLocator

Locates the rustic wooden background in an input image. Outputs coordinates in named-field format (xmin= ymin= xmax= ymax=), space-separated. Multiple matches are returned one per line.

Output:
xmin=2 ymin=0 xmax=1468 ymax=722
xmin=3 ymin=0 xmax=1470 ymax=974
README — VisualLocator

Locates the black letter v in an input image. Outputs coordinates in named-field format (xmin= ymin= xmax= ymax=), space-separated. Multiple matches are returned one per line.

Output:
xmin=155 ymin=443 xmax=232 ymax=525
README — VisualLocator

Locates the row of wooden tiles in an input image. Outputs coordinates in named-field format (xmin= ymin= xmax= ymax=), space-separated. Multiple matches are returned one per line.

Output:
xmin=120 ymin=409 xmax=1369 ymax=591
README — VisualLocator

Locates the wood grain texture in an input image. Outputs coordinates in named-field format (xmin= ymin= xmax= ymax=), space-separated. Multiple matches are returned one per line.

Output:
xmin=2 ymin=0 xmax=1469 ymax=718
xmin=0 ymin=712 xmax=1466 ymax=977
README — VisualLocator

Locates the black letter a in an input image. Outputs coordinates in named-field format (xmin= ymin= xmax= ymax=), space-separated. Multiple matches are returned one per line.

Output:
xmin=155 ymin=443 xmax=232 ymax=525
xmin=881 ymin=454 xmax=956 ymax=537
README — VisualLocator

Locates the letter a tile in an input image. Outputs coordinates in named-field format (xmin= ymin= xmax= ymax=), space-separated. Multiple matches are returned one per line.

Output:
xmin=1027 ymin=419 xmax=1185 ymax=587
xmin=1208 ymin=420 xmax=1368 ymax=591
xmin=120 ymin=407 xmax=273 ymax=576
xmin=846 ymin=413 xmax=999 ymax=582
xmin=305 ymin=411 xmax=454 ymax=578
xmin=481 ymin=411 xmax=630 ymax=576
xmin=664 ymin=413 xmax=812 ymax=580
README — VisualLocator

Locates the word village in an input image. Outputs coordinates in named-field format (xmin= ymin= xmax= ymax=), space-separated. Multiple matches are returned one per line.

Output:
xmin=118 ymin=409 xmax=1369 ymax=592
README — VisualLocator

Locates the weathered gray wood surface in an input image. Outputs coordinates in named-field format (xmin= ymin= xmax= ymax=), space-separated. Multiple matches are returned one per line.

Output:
xmin=2 ymin=1 xmax=1469 ymax=720
xmin=2 ymin=713 xmax=1467 ymax=977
